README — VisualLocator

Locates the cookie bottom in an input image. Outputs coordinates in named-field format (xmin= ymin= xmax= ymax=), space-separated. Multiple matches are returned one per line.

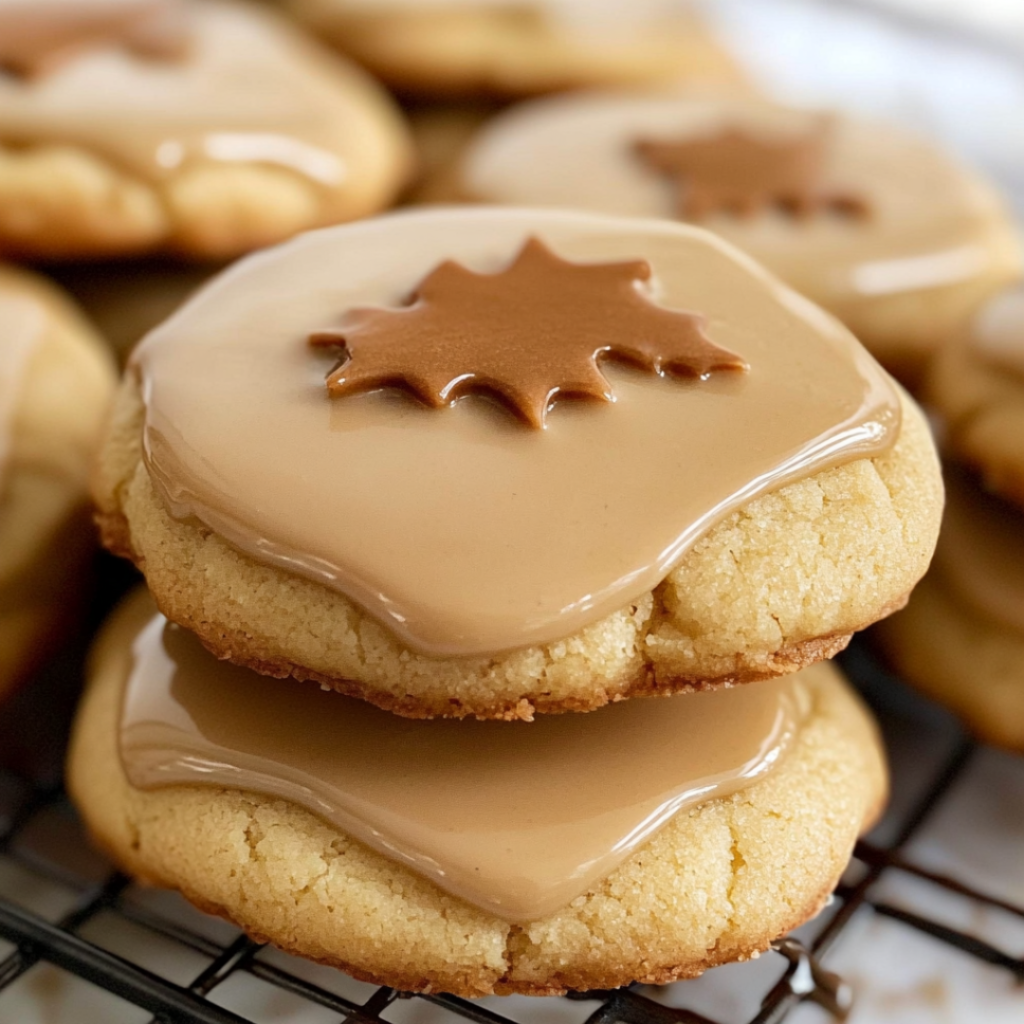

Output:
xmin=874 ymin=573 xmax=1024 ymax=752
xmin=69 ymin=651 xmax=886 ymax=996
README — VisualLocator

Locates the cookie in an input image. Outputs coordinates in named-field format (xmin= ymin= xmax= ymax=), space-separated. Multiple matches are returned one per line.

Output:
xmin=440 ymin=92 xmax=1022 ymax=386
xmin=0 ymin=264 xmax=116 ymax=699
xmin=403 ymin=101 xmax=503 ymax=205
xmin=874 ymin=470 xmax=1024 ymax=752
xmin=68 ymin=588 xmax=888 ymax=996
xmin=927 ymin=283 xmax=1024 ymax=510
xmin=285 ymin=0 xmax=744 ymax=98
xmin=0 ymin=0 xmax=414 ymax=260
xmin=93 ymin=207 xmax=943 ymax=720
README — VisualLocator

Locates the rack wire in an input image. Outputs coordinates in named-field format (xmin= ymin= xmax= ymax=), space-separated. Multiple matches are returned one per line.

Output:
xmin=0 ymin=552 xmax=1022 ymax=1024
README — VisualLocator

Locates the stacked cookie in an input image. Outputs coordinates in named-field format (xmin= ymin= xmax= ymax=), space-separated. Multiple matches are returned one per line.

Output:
xmin=69 ymin=206 xmax=944 ymax=994
xmin=877 ymin=286 xmax=1024 ymax=750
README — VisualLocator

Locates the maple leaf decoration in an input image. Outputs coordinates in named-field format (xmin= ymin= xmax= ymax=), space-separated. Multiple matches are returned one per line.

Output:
xmin=634 ymin=123 xmax=869 ymax=221
xmin=309 ymin=238 xmax=747 ymax=429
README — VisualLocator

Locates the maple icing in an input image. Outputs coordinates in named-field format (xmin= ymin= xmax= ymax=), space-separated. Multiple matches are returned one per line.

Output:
xmin=0 ymin=290 xmax=43 ymax=488
xmin=0 ymin=0 xmax=395 ymax=206
xmin=459 ymin=94 xmax=1018 ymax=323
xmin=970 ymin=284 xmax=1024 ymax=378
xmin=934 ymin=471 xmax=1024 ymax=635
xmin=115 ymin=591 xmax=810 ymax=921
xmin=0 ymin=0 xmax=188 ymax=78
xmin=134 ymin=208 xmax=901 ymax=657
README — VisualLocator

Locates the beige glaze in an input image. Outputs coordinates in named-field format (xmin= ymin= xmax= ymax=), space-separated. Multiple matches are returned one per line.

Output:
xmin=118 ymin=596 xmax=807 ymax=921
xmin=0 ymin=0 xmax=391 ymax=206
xmin=0 ymin=292 xmax=42 ymax=483
xmin=971 ymin=284 xmax=1024 ymax=378
xmin=458 ymin=95 xmax=1018 ymax=326
xmin=134 ymin=208 xmax=900 ymax=657
xmin=934 ymin=471 xmax=1024 ymax=635
xmin=0 ymin=0 xmax=188 ymax=77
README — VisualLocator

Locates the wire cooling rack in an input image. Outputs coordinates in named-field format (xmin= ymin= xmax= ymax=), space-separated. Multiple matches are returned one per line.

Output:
xmin=0 ymin=556 xmax=1022 ymax=1023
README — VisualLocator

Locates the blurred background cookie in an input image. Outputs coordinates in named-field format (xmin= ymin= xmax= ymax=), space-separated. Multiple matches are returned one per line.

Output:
xmin=284 ymin=0 xmax=745 ymax=98
xmin=874 ymin=470 xmax=1024 ymax=752
xmin=48 ymin=258 xmax=219 ymax=363
xmin=438 ymin=92 xmax=1022 ymax=387
xmin=0 ymin=264 xmax=116 ymax=701
xmin=927 ymin=282 xmax=1024 ymax=507
xmin=0 ymin=0 xmax=414 ymax=260
xmin=94 ymin=208 xmax=942 ymax=720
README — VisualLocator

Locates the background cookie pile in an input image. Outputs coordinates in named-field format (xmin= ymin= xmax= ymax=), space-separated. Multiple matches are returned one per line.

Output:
xmin=1 ymin=0 xmax=1023 ymax=1019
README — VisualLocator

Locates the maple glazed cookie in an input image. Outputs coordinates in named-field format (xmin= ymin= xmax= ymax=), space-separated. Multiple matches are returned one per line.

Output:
xmin=927 ymin=283 xmax=1024 ymax=509
xmin=442 ymin=93 xmax=1022 ymax=385
xmin=875 ymin=471 xmax=1024 ymax=752
xmin=284 ymin=0 xmax=744 ymax=98
xmin=0 ymin=264 xmax=116 ymax=698
xmin=0 ymin=0 xmax=413 ymax=260
xmin=69 ymin=589 xmax=888 ymax=995
xmin=94 ymin=207 xmax=943 ymax=720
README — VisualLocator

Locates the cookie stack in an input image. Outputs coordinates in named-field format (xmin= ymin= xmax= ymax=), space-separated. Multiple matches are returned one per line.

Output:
xmin=69 ymin=206 xmax=943 ymax=994
xmin=878 ymin=286 xmax=1024 ymax=751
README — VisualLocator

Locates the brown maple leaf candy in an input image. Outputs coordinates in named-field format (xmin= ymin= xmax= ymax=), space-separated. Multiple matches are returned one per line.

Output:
xmin=634 ymin=122 xmax=869 ymax=221
xmin=309 ymin=237 xmax=747 ymax=429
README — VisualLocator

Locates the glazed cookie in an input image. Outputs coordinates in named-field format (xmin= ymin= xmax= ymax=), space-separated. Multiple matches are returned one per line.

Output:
xmin=285 ymin=0 xmax=744 ymax=98
xmin=50 ymin=259 xmax=220 ymax=363
xmin=442 ymin=93 xmax=1022 ymax=386
xmin=0 ymin=0 xmax=413 ymax=260
xmin=927 ymin=283 xmax=1024 ymax=509
xmin=0 ymin=264 xmax=116 ymax=698
xmin=94 ymin=207 xmax=943 ymax=720
xmin=875 ymin=471 xmax=1024 ymax=752
xmin=69 ymin=589 xmax=888 ymax=995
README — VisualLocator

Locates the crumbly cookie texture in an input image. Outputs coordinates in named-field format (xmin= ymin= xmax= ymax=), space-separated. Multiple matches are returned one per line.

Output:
xmin=94 ymin=376 xmax=942 ymax=719
xmin=286 ymin=1 xmax=744 ymax=98
xmin=927 ymin=330 xmax=1024 ymax=510
xmin=874 ymin=574 xmax=1024 ymax=753
xmin=68 ymin=648 xmax=886 ymax=996
xmin=0 ymin=266 xmax=116 ymax=697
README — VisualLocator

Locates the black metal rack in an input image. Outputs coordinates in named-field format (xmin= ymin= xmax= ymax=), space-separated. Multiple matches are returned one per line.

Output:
xmin=1 ymin=608 xmax=1022 ymax=1024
